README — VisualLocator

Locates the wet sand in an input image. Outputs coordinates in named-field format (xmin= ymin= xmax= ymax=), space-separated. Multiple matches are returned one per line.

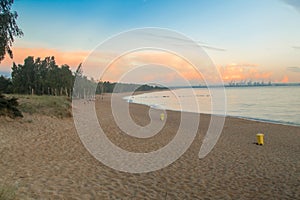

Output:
xmin=0 ymin=94 xmax=299 ymax=199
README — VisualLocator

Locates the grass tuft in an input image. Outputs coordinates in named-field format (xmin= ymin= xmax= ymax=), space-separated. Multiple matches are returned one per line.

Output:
xmin=0 ymin=184 xmax=16 ymax=200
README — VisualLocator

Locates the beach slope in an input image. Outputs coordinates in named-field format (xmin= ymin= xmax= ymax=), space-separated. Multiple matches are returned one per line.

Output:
xmin=0 ymin=94 xmax=299 ymax=199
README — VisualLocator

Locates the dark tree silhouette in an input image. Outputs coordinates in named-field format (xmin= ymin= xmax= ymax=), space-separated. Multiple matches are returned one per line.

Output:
xmin=0 ymin=0 xmax=23 ymax=118
xmin=0 ymin=75 xmax=12 ymax=93
xmin=12 ymin=56 xmax=74 ymax=96
xmin=0 ymin=0 xmax=23 ymax=61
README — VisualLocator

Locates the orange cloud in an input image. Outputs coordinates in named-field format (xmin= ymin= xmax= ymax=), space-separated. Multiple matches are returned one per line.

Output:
xmin=1 ymin=47 xmax=283 ymax=84
xmin=0 ymin=47 xmax=89 ymax=71
xmin=98 ymin=50 xmax=204 ymax=84
xmin=219 ymin=63 xmax=272 ymax=82
xmin=281 ymin=75 xmax=289 ymax=83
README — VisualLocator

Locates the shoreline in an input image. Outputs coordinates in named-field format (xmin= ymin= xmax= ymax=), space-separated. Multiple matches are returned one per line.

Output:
xmin=126 ymin=98 xmax=300 ymax=127
xmin=0 ymin=93 xmax=299 ymax=199
xmin=124 ymin=88 xmax=300 ymax=128
xmin=227 ymin=114 xmax=300 ymax=128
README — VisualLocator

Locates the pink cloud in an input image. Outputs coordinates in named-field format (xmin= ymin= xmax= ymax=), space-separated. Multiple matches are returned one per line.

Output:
xmin=0 ymin=47 xmax=89 ymax=71
xmin=99 ymin=51 xmax=204 ymax=84
xmin=281 ymin=75 xmax=289 ymax=83
xmin=3 ymin=47 xmax=293 ymax=84
xmin=219 ymin=63 xmax=272 ymax=82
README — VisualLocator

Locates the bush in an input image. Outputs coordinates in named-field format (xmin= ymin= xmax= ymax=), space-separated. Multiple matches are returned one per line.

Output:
xmin=0 ymin=94 xmax=23 ymax=118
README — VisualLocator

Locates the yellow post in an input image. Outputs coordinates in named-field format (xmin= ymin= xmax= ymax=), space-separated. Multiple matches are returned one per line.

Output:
xmin=160 ymin=113 xmax=165 ymax=121
xmin=256 ymin=133 xmax=264 ymax=145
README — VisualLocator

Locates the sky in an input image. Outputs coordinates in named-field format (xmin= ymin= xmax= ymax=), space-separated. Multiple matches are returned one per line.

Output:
xmin=0 ymin=0 xmax=300 ymax=85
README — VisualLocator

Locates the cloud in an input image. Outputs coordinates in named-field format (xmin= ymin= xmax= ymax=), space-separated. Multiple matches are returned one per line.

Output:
xmin=224 ymin=63 xmax=259 ymax=68
xmin=287 ymin=66 xmax=300 ymax=72
xmin=100 ymin=51 xmax=203 ymax=83
xmin=2 ymin=45 xmax=277 ymax=85
xmin=292 ymin=46 xmax=300 ymax=50
xmin=196 ymin=45 xmax=226 ymax=52
xmin=140 ymin=31 xmax=205 ymax=44
xmin=100 ymin=51 xmax=273 ymax=84
xmin=281 ymin=75 xmax=289 ymax=83
xmin=0 ymin=47 xmax=89 ymax=71
xmin=139 ymin=31 xmax=226 ymax=51
xmin=283 ymin=0 xmax=300 ymax=12
xmin=219 ymin=63 xmax=272 ymax=82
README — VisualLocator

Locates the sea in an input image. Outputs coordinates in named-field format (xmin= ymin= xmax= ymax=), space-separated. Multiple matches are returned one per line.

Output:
xmin=125 ymin=86 xmax=300 ymax=126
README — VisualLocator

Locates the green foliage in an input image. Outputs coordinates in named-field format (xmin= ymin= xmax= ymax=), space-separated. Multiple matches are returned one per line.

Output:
xmin=0 ymin=0 xmax=23 ymax=62
xmin=0 ymin=0 xmax=23 ymax=119
xmin=11 ymin=56 xmax=164 ymax=99
xmin=0 ymin=93 xmax=22 ymax=118
xmin=11 ymin=56 xmax=74 ymax=96
xmin=72 ymin=63 xmax=97 ymax=99
xmin=96 ymin=81 xmax=167 ymax=94
xmin=0 ymin=75 xmax=12 ymax=93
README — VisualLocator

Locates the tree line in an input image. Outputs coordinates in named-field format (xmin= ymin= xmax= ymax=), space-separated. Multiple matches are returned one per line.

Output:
xmin=96 ymin=82 xmax=164 ymax=93
xmin=0 ymin=56 xmax=166 ymax=97
xmin=11 ymin=56 xmax=74 ymax=96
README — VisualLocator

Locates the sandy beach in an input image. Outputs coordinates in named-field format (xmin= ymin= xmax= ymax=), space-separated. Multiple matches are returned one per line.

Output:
xmin=0 ymin=93 xmax=299 ymax=199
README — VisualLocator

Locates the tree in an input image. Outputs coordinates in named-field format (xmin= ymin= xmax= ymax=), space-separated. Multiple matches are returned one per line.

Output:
xmin=0 ymin=75 xmax=12 ymax=93
xmin=0 ymin=0 xmax=23 ymax=118
xmin=11 ymin=56 xmax=75 ymax=96
xmin=73 ymin=63 xmax=97 ymax=99
xmin=0 ymin=0 xmax=23 ymax=61
xmin=60 ymin=64 xmax=73 ymax=96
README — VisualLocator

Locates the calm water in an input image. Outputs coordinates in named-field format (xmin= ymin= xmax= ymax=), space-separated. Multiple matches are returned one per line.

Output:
xmin=125 ymin=86 xmax=300 ymax=126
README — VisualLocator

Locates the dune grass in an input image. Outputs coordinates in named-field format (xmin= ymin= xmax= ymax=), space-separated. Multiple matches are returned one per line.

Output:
xmin=0 ymin=184 xmax=16 ymax=200
xmin=6 ymin=94 xmax=72 ymax=118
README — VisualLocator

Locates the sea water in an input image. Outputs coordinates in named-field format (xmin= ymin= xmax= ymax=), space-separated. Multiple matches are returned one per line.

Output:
xmin=125 ymin=86 xmax=300 ymax=126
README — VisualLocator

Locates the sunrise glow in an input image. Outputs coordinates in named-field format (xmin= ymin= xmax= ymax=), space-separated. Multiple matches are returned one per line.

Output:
xmin=0 ymin=0 xmax=299 ymax=85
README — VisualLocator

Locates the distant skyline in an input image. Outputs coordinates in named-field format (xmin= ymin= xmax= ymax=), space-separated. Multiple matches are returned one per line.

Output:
xmin=0 ymin=0 xmax=300 ymax=85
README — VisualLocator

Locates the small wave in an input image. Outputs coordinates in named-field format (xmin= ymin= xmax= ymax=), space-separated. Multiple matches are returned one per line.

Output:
xmin=228 ymin=115 xmax=300 ymax=127
xmin=124 ymin=88 xmax=300 ymax=127
xmin=150 ymin=104 xmax=165 ymax=110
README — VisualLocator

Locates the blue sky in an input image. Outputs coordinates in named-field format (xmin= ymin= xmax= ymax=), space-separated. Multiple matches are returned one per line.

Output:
xmin=14 ymin=0 xmax=299 ymax=50
xmin=1 ymin=0 xmax=299 ymax=83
